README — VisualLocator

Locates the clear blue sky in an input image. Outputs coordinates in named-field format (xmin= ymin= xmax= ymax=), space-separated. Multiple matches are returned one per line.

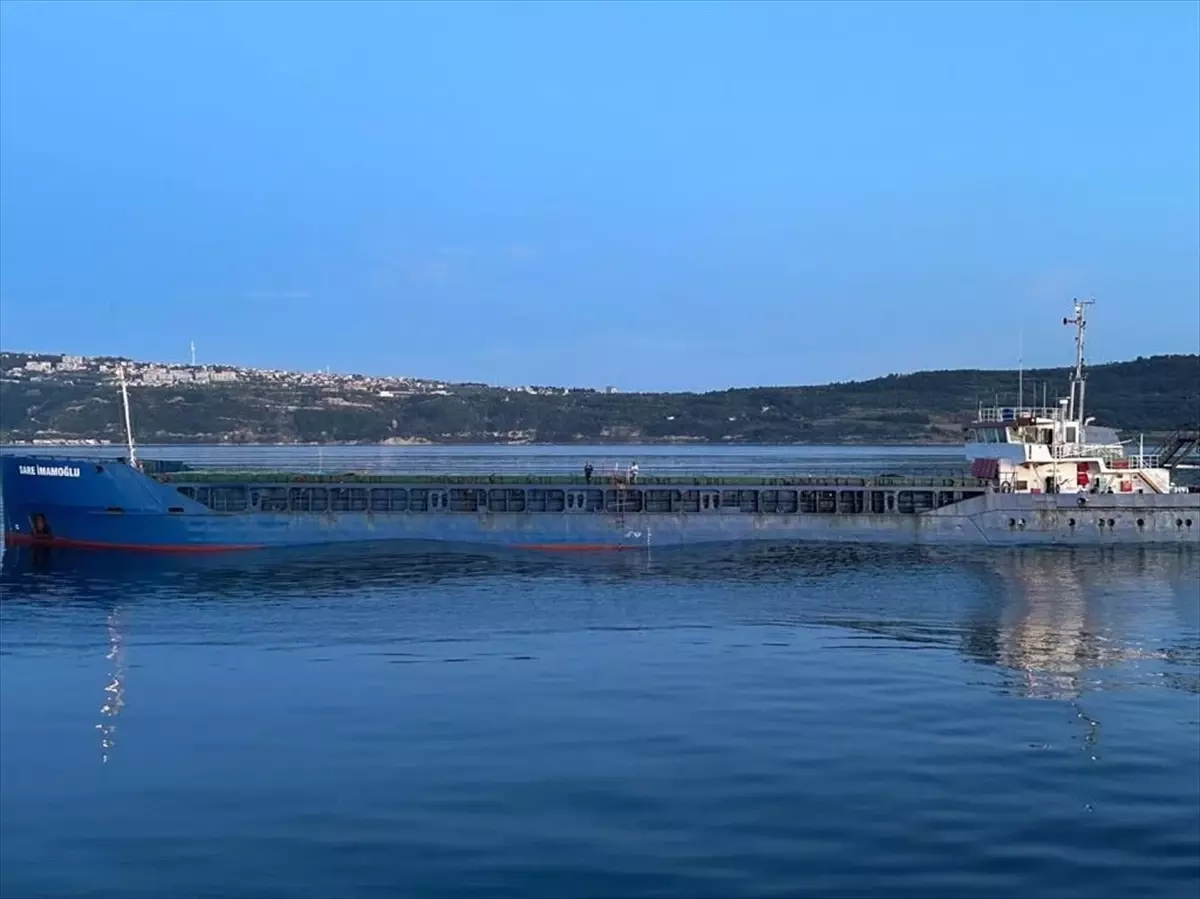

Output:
xmin=1 ymin=0 xmax=1196 ymax=391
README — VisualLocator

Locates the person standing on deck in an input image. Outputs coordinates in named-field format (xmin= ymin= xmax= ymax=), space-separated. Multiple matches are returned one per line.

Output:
xmin=584 ymin=461 xmax=594 ymax=484
xmin=629 ymin=461 xmax=639 ymax=484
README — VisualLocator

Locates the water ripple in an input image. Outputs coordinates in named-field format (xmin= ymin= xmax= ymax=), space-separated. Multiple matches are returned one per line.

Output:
xmin=1 ymin=544 xmax=1197 ymax=898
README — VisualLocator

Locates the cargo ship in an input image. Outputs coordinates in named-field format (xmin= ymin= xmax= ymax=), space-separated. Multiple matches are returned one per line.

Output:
xmin=3 ymin=301 xmax=1198 ymax=552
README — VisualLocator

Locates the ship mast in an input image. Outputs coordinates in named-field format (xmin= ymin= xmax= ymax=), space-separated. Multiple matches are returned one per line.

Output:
xmin=118 ymin=362 xmax=140 ymax=470
xmin=1063 ymin=298 xmax=1094 ymax=431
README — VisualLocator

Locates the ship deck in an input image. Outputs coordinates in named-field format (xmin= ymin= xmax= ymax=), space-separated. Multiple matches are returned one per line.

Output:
xmin=149 ymin=469 xmax=993 ymax=489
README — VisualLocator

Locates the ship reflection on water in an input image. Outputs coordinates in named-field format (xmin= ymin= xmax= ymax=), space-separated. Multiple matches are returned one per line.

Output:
xmin=1 ymin=542 xmax=1196 ymax=766
xmin=963 ymin=547 xmax=1199 ymax=701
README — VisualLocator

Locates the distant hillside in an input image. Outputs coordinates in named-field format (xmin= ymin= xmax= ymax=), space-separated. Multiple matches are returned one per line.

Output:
xmin=1 ymin=353 xmax=1196 ymax=445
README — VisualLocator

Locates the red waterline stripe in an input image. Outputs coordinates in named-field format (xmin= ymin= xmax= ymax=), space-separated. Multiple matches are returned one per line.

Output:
xmin=4 ymin=533 xmax=264 ymax=554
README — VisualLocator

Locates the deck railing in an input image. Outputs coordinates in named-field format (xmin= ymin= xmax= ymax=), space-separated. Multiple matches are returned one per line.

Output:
xmin=146 ymin=470 xmax=994 ymax=489
xmin=1052 ymin=443 xmax=1127 ymax=462
xmin=1107 ymin=454 xmax=1161 ymax=470
xmin=0 ymin=444 xmax=989 ymax=489
xmin=976 ymin=406 xmax=1061 ymax=423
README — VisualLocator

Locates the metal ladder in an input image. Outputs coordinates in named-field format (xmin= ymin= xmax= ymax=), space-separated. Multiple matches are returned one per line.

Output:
xmin=1156 ymin=424 xmax=1200 ymax=469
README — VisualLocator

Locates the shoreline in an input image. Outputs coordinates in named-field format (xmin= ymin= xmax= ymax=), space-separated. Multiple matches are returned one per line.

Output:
xmin=1 ymin=437 xmax=975 ymax=449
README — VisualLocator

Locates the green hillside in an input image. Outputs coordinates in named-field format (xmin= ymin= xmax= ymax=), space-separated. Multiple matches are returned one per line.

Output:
xmin=1 ymin=353 xmax=1196 ymax=445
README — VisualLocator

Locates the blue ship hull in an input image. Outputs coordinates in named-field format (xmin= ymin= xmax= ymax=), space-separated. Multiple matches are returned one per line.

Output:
xmin=3 ymin=454 xmax=1199 ymax=552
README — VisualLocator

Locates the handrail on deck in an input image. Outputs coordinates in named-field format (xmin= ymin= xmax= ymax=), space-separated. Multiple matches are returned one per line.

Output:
xmin=1052 ymin=442 xmax=1126 ymax=461
xmin=976 ymin=406 xmax=1060 ymax=423
xmin=151 ymin=470 xmax=993 ymax=489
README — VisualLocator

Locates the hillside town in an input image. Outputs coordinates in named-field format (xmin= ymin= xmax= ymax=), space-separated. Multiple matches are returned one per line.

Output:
xmin=0 ymin=351 xmax=621 ymax=398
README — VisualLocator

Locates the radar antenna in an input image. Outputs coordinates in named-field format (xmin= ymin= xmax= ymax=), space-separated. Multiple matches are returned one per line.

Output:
xmin=1063 ymin=298 xmax=1094 ymax=428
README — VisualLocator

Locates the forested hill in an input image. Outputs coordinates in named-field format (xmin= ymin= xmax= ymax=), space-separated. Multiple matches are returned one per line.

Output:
xmin=1 ymin=352 xmax=1196 ymax=446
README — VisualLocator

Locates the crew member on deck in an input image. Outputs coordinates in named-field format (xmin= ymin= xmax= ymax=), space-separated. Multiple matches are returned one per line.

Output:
xmin=629 ymin=461 xmax=639 ymax=484
xmin=584 ymin=462 xmax=594 ymax=484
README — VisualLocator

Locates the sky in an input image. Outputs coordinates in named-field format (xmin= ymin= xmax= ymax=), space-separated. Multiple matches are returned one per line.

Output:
xmin=0 ymin=0 xmax=1197 ymax=392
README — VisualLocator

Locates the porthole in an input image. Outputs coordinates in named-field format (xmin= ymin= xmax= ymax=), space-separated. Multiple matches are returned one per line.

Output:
xmin=1107 ymin=518 xmax=1115 ymax=527
xmin=1136 ymin=518 xmax=1145 ymax=528
xmin=1008 ymin=518 xmax=1016 ymax=528
xmin=1068 ymin=518 xmax=1076 ymax=527
xmin=1177 ymin=519 xmax=1185 ymax=528
xmin=1187 ymin=519 xmax=1194 ymax=528
xmin=1097 ymin=519 xmax=1105 ymax=528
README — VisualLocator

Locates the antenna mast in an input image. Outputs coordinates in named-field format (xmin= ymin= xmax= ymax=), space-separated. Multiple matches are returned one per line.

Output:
xmin=118 ymin=363 xmax=139 ymax=470
xmin=1063 ymin=297 xmax=1094 ymax=426
xmin=1018 ymin=330 xmax=1024 ymax=412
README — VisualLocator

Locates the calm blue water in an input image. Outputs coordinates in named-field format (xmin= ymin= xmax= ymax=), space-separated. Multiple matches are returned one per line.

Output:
xmin=1 ymin=544 xmax=1197 ymax=899
xmin=1 ymin=446 xmax=1198 ymax=898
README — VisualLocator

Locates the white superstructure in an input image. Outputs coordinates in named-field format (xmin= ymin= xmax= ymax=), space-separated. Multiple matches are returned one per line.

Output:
xmin=963 ymin=299 xmax=1184 ymax=497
